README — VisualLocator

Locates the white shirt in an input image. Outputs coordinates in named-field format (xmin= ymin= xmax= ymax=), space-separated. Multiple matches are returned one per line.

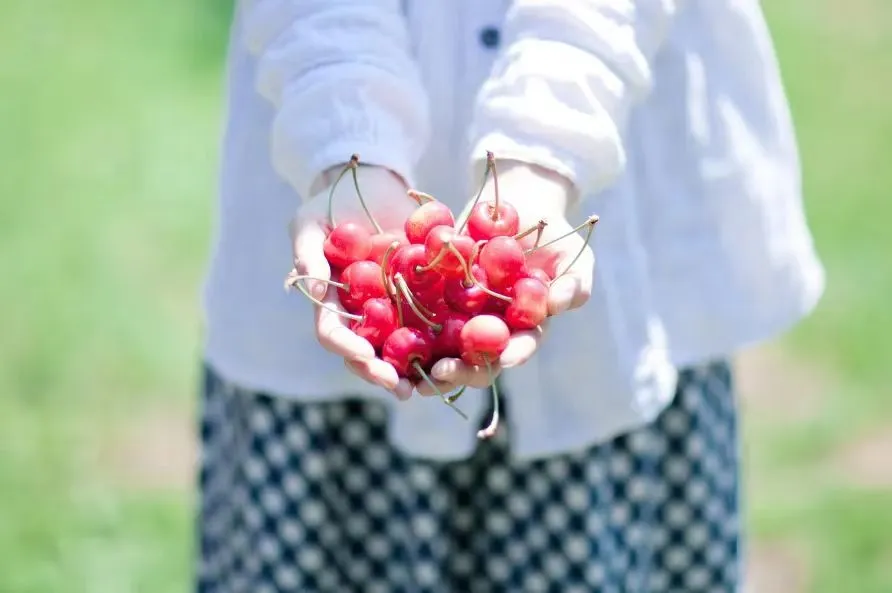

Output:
xmin=203 ymin=0 xmax=825 ymax=461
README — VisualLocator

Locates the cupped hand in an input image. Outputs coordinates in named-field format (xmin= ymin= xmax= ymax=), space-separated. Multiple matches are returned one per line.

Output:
xmin=416 ymin=160 xmax=597 ymax=396
xmin=288 ymin=158 xmax=418 ymax=400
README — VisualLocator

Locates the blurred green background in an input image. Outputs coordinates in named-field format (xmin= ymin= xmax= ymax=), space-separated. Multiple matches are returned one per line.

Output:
xmin=1 ymin=1 xmax=889 ymax=592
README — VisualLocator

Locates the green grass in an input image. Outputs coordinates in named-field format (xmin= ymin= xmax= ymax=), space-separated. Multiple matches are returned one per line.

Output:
xmin=0 ymin=0 xmax=890 ymax=591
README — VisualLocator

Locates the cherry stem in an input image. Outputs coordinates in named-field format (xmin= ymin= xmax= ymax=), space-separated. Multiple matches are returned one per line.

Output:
xmin=446 ymin=243 xmax=475 ymax=287
xmin=457 ymin=241 xmax=512 ymax=303
xmin=552 ymin=215 xmax=600 ymax=281
xmin=416 ymin=242 xmax=449 ymax=273
xmin=487 ymin=151 xmax=501 ymax=222
xmin=394 ymin=273 xmax=442 ymax=332
xmin=461 ymin=240 xmax=496 ymax=291
xmin=398 ymin=275 xmax=437 ymax=319
xmin=411 ymin=361 xmax=469 ymax=421
xmin=325 ymin=158 xmax=356 ymax=228
xmin=381 ymin=241 xmax=400 ymax=300
xmin=348 ymin=155 xmax=384 ymax=234
xmin=393 ymin=284 xmax=405 ymax=327
xmin=532 ymin=225 xmax=547 ymax=250
xmin=457 ymin=153 xmax=493 ymax=234
xmin=445 ymin=385 xmax=467 ymax=404
xmin=468 ymin=240 xmax=486 ymax=269
xmin=289 ymin=278 xmax=362 ymax=322
xmin=407 ymin=189 xmax=435 ymax=205
xmin=284 ymin=270 xmax=348 ymax=292
xmin=472 ymin=276 xmax=512 ymax=303
xmin=514 ymin=219 xmax=548 ymax=243
xmin=525 ymin=214 xmax=600 ymax=255
xmin=477 ymin=356 xmax=500 ymax=439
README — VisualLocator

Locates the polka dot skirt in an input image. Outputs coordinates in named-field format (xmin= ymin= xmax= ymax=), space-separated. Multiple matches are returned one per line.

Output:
xmin=197 ymin=361 xmax=740 ymax=592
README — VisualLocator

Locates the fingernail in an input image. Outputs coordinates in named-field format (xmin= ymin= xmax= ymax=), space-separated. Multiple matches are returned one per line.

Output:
xmin=431 ymin=359 xmax=457 ymax=380
xmin=310 ymin=281 xmax=326 ymax=299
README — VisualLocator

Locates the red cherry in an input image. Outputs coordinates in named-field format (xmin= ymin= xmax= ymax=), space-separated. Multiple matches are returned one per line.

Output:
xmin=405 ymin=200 xmax=455 ymax=244
xmin=367 ymin=231 xmax=409 ymax=266
xmin=337 ymin=260 xmax=388 ymax=313
xmin=478 ymin=236 xmax=527 ymax=290
xmin=459 ymin=315 xmax=510 ymax=366
xmin=399 ymin=300 xmax=440 ymax=332
xmin=466 ymin=201 xmax=520 ymax=242
xmin=423 ymin=226 xmax=475 ymax=280
xmin=504 ymin=277 xmax=549 ymax=330
xmin=432 ymin=312 xmax=470 ymax=359
xmin=350 ymin=298 xmax=399 ymax=349
xmin=381 ymin=327 xmax=434 ymax=378
xmin=323 ymin=222 xmax=372 ymax=269
xmin=412 ymin=276 xmax=445 ymax=307
xmin=443 ymin=264 xmax=490 ymax=314
xmin=389 ymin=244 xmax=441 ymax=291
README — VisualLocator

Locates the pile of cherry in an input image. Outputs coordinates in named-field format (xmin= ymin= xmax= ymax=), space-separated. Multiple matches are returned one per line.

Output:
xmin=286 ymin=152 xmax=598 ymax=439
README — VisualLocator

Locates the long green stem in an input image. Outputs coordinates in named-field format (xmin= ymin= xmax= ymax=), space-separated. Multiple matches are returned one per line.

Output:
xmin=393 ymin=283 xmax=405 ymax=327
xmin=525 ymin=214 xmax=599 ymax=255
xmin=289 ymin=279 xmax=362 ymax=322
xmin=477 ymin=356 xmax=500 ymax=439
xmin=394 ymin=274 xmax=442 ymax=332
xmin=456 ymin=154 xmax=494 ymax=234
xmin=407 ymin=189 xmax=435 ymax=205
xmin=349 ymin=155 xmax=383 ymax=234
xmin=453 ymin=243 xmax=512 ymax=303
xmin=488 ymin=151 xmax=501 ymax=221
xmin=411 ymin=361 xmax=469 ymax=421
xmin=380 ymin=241 xmax=400 ymax=300
xmin=445 ymin=385 xmax=467 ymax=404
xmin=284 ymin=271 xmax=347 ymax=293
xmin=326 ymin=158 xmax=356 ymax=227
xmin=551 ymin=216 xmax=600 ymax=281
xmin=450 ymin=243 xmax=476 ymax=287
xmin=471 ymin=275 xmax=512 ymax=303
xmin=416 ymin=243 xmax=450 ymax=273
xmin=514 ymin=219 xmax=548 ymax=242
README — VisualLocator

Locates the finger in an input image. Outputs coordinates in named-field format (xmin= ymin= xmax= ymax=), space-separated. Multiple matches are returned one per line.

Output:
xmin=293 ymin=219 xmax=331 ymax=300
xmin=548 ymin=274 xmax=581 ymax=315
xmin=344 ymin=358 xmax=400 ymax=392
xmin=499 ymin=326 xmax=545 ymax=368
xmin=548 ymin=249 xmax=594 ymax=314
xmin=431 ymin=358 xmax=499 ymax=389
xmin=315 ymin=293 xmax=375 ymax=361
xmin=415 ymin=377 xmax=461 ymax=397
xmin=393 ymin=378 xmax=415 ymax=401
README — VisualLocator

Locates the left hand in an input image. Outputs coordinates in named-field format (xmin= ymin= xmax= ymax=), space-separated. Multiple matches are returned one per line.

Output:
xmin=417 ymin=160 xmax=596 ymax=395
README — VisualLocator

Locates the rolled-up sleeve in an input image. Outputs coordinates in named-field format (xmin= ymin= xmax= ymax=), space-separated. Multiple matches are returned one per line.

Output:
xmin=242 ymin=0 xmax=430 ymax=198
xmin=469 ymin=0 xmax=683 ymax=197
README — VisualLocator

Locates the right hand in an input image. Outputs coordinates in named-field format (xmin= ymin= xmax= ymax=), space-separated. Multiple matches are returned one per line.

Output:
xmin=289 ymin=159 xmax=418 ymax=400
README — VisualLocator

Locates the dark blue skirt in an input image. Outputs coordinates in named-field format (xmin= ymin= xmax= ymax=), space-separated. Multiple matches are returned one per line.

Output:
xmin=197 ymin=361 xmax=740 ymax=592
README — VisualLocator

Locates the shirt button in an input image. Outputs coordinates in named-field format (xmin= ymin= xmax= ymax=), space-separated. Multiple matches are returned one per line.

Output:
xmin=480 ymin=26 xmax=500 ymax=49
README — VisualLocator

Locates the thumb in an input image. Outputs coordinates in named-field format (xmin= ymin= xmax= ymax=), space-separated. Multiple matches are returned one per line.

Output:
xmin=292 ymin=219 xmax=331 ymax=300
xmin=547 ymin=251 xmax=594 ymax=315
xmin=547 ymin=274 xmax=579 ymax=315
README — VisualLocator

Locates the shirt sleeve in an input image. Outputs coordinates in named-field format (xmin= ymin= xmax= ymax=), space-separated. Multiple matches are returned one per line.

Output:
xmin=468 ymin=0 xmax=684 ymax=198
xmin=241 ymin=0 xmax=430 ymax=199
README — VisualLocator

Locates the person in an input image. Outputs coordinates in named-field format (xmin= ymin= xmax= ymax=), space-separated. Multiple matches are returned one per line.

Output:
xmin=198 ymin=1 xmax=825 ymax=591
